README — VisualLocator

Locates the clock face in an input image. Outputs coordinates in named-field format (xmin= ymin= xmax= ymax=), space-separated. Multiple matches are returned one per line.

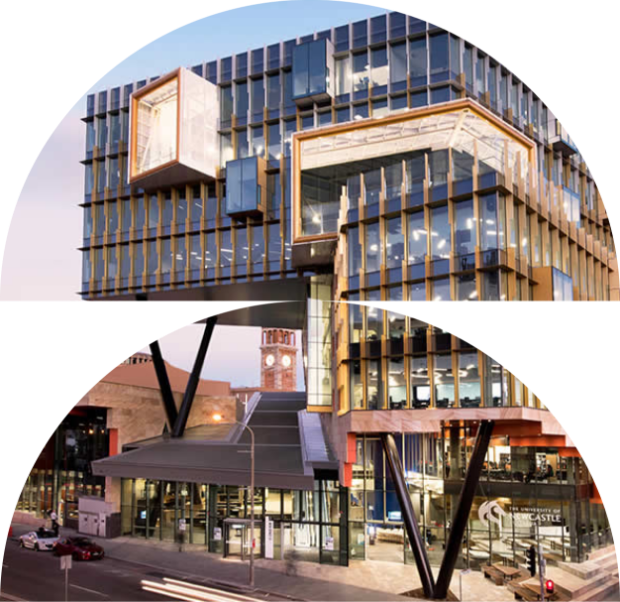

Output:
xmin=282 ymin=355 xmax=291 ymax=368
xmin=265 ymin=354 xmax=275 ymax=367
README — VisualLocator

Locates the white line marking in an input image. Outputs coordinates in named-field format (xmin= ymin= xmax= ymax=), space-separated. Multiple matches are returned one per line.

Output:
xmin=70 ymin=584 xmax=109 ymax=598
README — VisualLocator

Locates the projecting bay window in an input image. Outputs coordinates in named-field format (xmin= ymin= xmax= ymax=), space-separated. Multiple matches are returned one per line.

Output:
xmin=225 ymin=156 xmax=266 ymax=217
xmin=292 ymin=38 xmax=334 ymax=103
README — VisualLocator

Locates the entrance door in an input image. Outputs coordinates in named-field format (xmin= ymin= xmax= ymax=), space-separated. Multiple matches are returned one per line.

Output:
xmin=225 ymin=523 xmax=246 ymax=559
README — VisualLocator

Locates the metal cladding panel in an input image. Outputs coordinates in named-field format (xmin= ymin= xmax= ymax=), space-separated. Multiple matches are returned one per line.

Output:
xmin=179 ymin=67 xmax=219 ymax=178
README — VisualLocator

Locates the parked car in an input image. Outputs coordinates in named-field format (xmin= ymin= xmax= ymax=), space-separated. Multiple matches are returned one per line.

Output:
xmin=54 ymin=536 xmax=104 ymax=561
xmin=19 ymin=529 xmax=58 ymax=551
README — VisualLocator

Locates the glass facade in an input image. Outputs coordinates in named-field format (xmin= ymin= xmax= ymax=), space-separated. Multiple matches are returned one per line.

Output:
xmin=81 ymin=11 xmax=615 ymax=302
xmin=16 ymin=409 xmax=109 ymax=528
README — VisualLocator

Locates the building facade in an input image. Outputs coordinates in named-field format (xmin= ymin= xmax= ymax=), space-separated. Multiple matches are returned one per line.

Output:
xmin=80 ymin=11 xmax=617 ymax=303
xmin=15 ymin=354 xmax=238 ymax=532
xmin=69 ymin=7 xmax=617 ymax=595
xmin=86 ymin=307 xmax=612 ymax=584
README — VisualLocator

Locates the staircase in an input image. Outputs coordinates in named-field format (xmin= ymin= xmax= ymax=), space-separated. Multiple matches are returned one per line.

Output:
xmin=538 ymin=545 xmax=617 ymax=601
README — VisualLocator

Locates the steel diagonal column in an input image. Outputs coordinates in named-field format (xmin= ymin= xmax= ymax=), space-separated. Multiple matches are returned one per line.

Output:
xmin=172 ymin=316 xmax=218 ymax=438
xmin=149 ymin=340 xmax=178 ymax=430
xmin=434 ymin=420 xmax=495 ymax=600
xmin=381 ymin=433 xmax=435 ymax=599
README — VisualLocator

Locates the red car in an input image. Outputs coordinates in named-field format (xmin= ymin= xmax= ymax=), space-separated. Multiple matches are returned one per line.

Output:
xmin=54 ymin=536 xmax=104 ymax=561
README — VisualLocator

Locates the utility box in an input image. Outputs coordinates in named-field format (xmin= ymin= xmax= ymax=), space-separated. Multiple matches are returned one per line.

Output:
xmin=78 ymin=497 xmax=115 ymax=538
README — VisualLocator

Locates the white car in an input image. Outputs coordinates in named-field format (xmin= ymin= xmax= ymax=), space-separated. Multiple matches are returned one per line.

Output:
xmin=19 ymin=529 xmax=59 ymax=551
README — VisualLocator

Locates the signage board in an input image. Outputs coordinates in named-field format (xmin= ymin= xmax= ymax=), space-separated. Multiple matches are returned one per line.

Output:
xmin=265 ymin=517 xmax=274 ymax=559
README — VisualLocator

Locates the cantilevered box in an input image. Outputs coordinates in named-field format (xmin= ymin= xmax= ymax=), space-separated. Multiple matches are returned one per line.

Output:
xmin=129 ymin=67 xmax=218 ymax=190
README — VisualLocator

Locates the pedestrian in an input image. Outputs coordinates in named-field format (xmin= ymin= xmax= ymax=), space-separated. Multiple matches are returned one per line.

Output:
xmin=49 ymin=509 xmax=59 ymax=536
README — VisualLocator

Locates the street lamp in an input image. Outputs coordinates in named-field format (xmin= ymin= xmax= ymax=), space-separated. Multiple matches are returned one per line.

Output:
xmin=213 ymin=413 xmax=255 ymax=587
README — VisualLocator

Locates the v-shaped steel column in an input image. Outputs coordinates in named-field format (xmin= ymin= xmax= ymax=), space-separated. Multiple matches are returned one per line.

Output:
xmin=172 ymin=316 xmax=218 ymax=438
xmin=149 ymin=340 xmax=178 ymax=430
xmin=381 ymin=433 xmax=435 ymax=599
xmin=434 ymin=419 xmax=495 ymax=599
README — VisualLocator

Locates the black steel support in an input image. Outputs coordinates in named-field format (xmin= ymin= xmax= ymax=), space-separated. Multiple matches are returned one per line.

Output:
xmin=149 ymin=340 xmax=178 ymax=430
xmin=381 ymin=433 xmax=435 ymax=599
xmin=434 ymin=420 xmax=495 ymax=599
xmin=172 ymin=316 xmax=218 ymax=438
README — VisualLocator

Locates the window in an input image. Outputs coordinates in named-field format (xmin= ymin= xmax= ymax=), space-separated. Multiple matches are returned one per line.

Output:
xmin=335 ymin=56 xmax=351 ymax=99
xmin=366 ymin=291 xmax=382 ymax=341
xmin=266 ymin=74 xmax=280 ymax=111
xmin=365 ymin=222 xmax=381 ymax=273
xmin=432 ymin=277 xmax=451 ymax=301
xmin=433 ymin=354 xmax=454 ymax=408
xmin=388 ymin=358 xmax=406 ymax=409
xmin=430 ymin=205 xmax=450 ymax=259
xmin=409 ymin=37 xmax=427 ymax=87
xmin=411 ymin=357 xmax=430 ymax=408
xmin=367 ymin=359 xmax=382 ymax=409
xmin=454 ymin=199 xmax=476 ymax=256
xmin=235 ymin=81 xmax=248 ymax=119
xmin=267 ymin=123 xmax=281 ymax=161
xmin=350 ymin=361 xmax=363 ymax=409
xmin=348 ymin=226 xmax=362 ymax=279
xmin=409 ymin=281 xmax=426 ymax=300
xmin=386 ymin=217 xmax=404 ymax=269
xmin=352 ymin=52 xmax=369 ymax=96
xmin=459 ymin=352 xmax=480 ymax=407
xmin=390 ymin=42 xmax=407 ymax=86
xmin=250 ymin=77 xmax=264 ymax=121
xmin=408 ymin=211 xmax=427 ymax=265
xmin=429 ymin=34 xmax=449 ymax=83
xmin=457 ymin=273 xmax=477 ymax=300
xmin=370 ymin=47 xmax=388 ymax=93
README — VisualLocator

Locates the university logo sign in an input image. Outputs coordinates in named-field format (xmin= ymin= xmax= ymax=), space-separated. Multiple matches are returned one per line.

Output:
xmin=478 ymin=500 xmax=507 ymax=528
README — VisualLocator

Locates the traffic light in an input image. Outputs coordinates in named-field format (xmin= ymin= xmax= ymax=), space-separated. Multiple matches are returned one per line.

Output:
xmin=525 ymin=545 xmax=537 ymax=577
xmin=546 ymin=580 xmax=555 ymax=595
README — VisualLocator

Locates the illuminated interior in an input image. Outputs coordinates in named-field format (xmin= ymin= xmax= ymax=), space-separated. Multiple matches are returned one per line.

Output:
xmin=295 ymin=105 xmax=533 ymax=241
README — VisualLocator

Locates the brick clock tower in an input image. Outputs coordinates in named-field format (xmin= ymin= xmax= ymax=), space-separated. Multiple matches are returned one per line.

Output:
xmin=260 ymin=328 xmax=298 ymax=392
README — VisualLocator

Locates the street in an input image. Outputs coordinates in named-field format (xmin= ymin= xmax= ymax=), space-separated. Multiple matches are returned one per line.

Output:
xmin=0 ymin=537 xmax=287 ymax=602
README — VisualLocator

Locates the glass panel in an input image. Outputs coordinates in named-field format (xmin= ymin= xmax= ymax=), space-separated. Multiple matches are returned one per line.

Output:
xmin=434 ymin=354 xmax=454 ymax=408
xmin=134 ymin=79 xmax=178 ymax=175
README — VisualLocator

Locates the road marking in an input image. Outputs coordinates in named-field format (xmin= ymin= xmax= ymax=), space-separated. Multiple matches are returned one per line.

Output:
xmin=70 ymin=584 xmax=109 ymax=598
xmin=0 ymin=591 xmax=27 ymax=601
